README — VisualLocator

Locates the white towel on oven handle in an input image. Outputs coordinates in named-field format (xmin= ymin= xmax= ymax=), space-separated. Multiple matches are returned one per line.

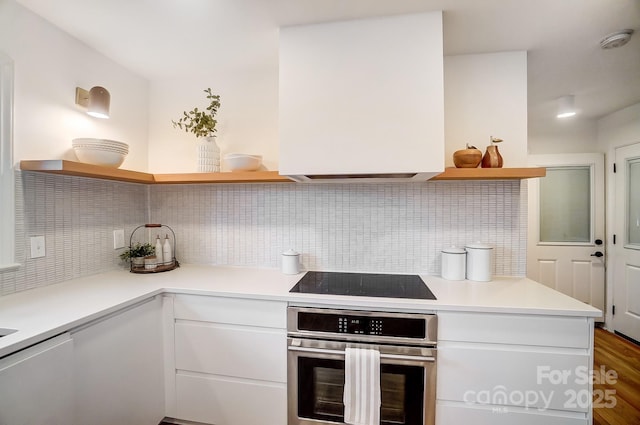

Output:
xmin=343 ymin=347 xmax=381 ymax=425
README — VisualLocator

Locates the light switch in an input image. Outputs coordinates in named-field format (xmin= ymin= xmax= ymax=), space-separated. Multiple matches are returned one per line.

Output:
xmin=113 ymin=229 xmax=125 ymax=249
xmin=30 ymin=236 xmax=45 ymax=258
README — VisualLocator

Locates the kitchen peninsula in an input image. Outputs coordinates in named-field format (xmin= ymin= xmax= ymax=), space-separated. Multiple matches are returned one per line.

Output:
xmin=0 ymin=265 xmax=600 ymax=425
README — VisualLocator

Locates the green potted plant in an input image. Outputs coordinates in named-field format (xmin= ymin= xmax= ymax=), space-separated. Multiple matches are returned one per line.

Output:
xmin=172 ymin=88 xmax=222 ymax=172
xmin=119 ymin=242 xmax=155 ymax=267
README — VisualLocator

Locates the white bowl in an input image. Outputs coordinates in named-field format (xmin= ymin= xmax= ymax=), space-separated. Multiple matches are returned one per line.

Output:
xmin=74 ymin=146 xmax=126 ymax=168
xmin=72 ymin=138 xmax=129 ymax=150
xmin=72 ymin=141 xmax=128 ymax=148
xmin=224 ymin=153 xmax=262 ymax=171
xmin=72 ymin=144 xmax=129 ymax=154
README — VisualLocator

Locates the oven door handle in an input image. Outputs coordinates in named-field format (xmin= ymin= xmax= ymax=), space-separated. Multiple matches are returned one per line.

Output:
xmin=287 ymin=345 xmax=436 ymax=362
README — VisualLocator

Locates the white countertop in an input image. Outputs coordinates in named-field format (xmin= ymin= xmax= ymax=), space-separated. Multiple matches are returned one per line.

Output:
xmin=0 ymin=264 xmax=601 ymax=358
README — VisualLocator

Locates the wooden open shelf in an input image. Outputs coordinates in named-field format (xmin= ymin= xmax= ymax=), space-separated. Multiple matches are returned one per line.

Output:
xmin=153 ymin=171 xmax=292 ymax=184
xmin=431 ymin=167 xmax=546 ymax=180
xmin=20 ymin=160 xmax=292 ymax=184
xmin=20 ymin=160 xmax=545 ymax=184
xmin=20 ymin=160 xmax=156 ymax=184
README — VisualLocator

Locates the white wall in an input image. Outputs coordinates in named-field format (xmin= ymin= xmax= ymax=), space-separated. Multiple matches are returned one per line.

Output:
xmin=597 ymin=102 xmax=640 ymax=149
xmin=0 ymin=0 xmax=149 ymax=171
xmin=147 ymin=64 xmax=279 ymax=173
xmin=444 ymin=51 xmax=528 ymax=167
xmin=149 ymin=50 xmax=530 ymax=174
xmin=528 ymin=117 xmax=599 ymax=154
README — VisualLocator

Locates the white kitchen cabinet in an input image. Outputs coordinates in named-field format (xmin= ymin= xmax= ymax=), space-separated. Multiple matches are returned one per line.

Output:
xmin=167 ymin=294 xmax=287 ymax=425
xmin=437 ymin=343 xmax=590 ymax=412
xmin=176 ymin=373 xmax=286 ymax=425
xmin=73 ymin=296 xmax=164 ymax=425
xmin=437 ymin=401 xmax=588 ymax=425
xmin=0 ymin=333 xmax=74 ymax=425
xmin=175 ymin=322 xmax=286 ymax=382
xmin=173 ymin=294 xmax=285 ymax=328
xmin=436 ymin=311 xmax=593 ymax=425
xmin=437 ymin=312 xmax=590 ymax=348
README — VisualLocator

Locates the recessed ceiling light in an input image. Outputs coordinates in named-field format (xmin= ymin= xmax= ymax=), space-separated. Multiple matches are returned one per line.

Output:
xmin=600 ymin=29 xmax=634 ymax=49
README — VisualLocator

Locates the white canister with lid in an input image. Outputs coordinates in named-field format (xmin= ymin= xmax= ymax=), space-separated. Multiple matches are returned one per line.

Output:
xmin=281 ymin=249 xmax=301 ymax=275
xmin=441 ymin=246 xmax=466 ymax=281
xmin=465 ymin=242 xmax=493 ymax=282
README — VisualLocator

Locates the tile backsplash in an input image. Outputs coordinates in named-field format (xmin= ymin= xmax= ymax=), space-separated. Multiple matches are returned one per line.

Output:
xmin=151 ymin=180 xmax=527 ymax=276
xmin=0 ymin=171 xmax=147 ymax=296
xmin=1 ymin=173 xmax=527 ymax=297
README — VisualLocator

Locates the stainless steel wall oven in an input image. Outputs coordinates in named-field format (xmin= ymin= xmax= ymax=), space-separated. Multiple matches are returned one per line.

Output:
xmin=287 ymin=306 xmax=437 ymax=425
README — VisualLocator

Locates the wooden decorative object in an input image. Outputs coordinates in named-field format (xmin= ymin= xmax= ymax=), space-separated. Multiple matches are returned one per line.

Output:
xmin=453 ymin=148 xmax=483 ymax=168
xmin=481 ymin=145 xmax=504 ymax=168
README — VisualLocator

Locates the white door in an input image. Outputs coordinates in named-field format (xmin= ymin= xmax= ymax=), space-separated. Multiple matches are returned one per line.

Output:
xmin=527 ymin=154 xmax=605 ymax=318
xmin=612 ymin=143 xmax=640 ymax=342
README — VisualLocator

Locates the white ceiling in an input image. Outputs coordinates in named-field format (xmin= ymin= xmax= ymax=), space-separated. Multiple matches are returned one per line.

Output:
xmin=15 ymin=0 xmax=640 ymax=134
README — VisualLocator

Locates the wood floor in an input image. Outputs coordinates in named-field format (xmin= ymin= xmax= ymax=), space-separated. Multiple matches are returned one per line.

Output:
xmin=593 ymin=327 xmax=640 ymax=425
xmin=159 ymin=328 xmax=639 ymax=425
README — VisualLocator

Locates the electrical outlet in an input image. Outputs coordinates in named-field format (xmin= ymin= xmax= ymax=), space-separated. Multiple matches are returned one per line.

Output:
xmin=113 ymin=229 xmax=125 ymax=249
xmin=30 ymin=236 xmax=45 ymax=258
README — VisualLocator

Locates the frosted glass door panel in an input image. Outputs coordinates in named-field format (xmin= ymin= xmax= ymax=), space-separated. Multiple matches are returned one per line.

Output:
xmin=628 ymin=159 xmax=640 ymax=246
xmin=539 ymin=167 xmax=591 ymax=243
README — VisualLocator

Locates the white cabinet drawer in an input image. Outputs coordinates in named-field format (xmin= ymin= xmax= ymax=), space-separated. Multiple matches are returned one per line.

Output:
xmin=437 ymin=401 xmax=588 ymax=425
xmin=175 ymin=321 xmax=287 ymax=383
xmin=437 ymin=344 xmax=590 ymax=412
xmin=176 ymin=372 xmax=286 ymax=425
xmin=173 ymin=294 xmax=286 ymax=328
xmin=438 ymin=312 xmax=590 ymax=348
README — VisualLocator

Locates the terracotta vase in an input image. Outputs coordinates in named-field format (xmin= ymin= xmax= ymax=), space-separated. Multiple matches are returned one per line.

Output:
xmin=481 ymin=145 xmax=503 ymax=168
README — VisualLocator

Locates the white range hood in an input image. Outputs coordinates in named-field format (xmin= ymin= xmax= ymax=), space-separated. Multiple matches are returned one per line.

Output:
xmin=278 ymin=12 xmax=444 ymax=183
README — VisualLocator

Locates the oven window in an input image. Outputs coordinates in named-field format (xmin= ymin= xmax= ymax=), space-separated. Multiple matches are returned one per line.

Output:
xmin=297 ymin=357 xmax=425 ymax=425
xmin=313 ymin=365 xmax=344 ymax=419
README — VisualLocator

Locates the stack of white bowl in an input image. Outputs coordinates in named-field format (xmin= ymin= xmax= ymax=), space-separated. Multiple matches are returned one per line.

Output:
xmin=72 ymin=138 xmax=129 ymax=168
xmin=224 ymin=153 xmax=262 ymax=171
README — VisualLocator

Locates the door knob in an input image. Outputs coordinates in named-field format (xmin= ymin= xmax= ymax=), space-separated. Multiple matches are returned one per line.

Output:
xmin=591 ymin=251 xmax=604 ymax=258
xmin=595 ymin=239 xmax=603 ymax=246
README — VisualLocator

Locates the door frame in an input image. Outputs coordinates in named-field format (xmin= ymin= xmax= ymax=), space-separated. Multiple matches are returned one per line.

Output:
xmin=607 ymin=142 xmax=640 ymax=329
xmin=609 ymin=142 xmax=640 ymax=334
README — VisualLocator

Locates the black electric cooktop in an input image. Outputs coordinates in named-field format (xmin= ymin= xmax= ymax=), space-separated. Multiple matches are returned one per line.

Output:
xmin=289 ymin=271 xmax=437 ymax=300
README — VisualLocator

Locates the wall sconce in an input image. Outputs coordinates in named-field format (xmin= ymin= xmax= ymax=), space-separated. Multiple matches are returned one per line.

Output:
xmin=75 ymin=86 xmax=110 ymax=119
xmin=556 ymin=95 xmax=576 ymax=119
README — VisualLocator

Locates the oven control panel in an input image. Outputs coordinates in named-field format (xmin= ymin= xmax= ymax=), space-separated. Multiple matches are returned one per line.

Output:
xmin=299 ymin=311 xmax=426 ymax=339
xmin=338 ymin=317 xmax=384 ymax=335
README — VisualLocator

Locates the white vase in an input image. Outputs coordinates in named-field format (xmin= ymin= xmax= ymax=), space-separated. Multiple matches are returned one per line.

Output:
xmin=197 ymin=136 xmax=220 ymax=172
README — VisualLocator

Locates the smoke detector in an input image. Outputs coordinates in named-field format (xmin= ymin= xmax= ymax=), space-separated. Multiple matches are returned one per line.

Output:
xmin=600 ymin=29 xmax=634 ymax=49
